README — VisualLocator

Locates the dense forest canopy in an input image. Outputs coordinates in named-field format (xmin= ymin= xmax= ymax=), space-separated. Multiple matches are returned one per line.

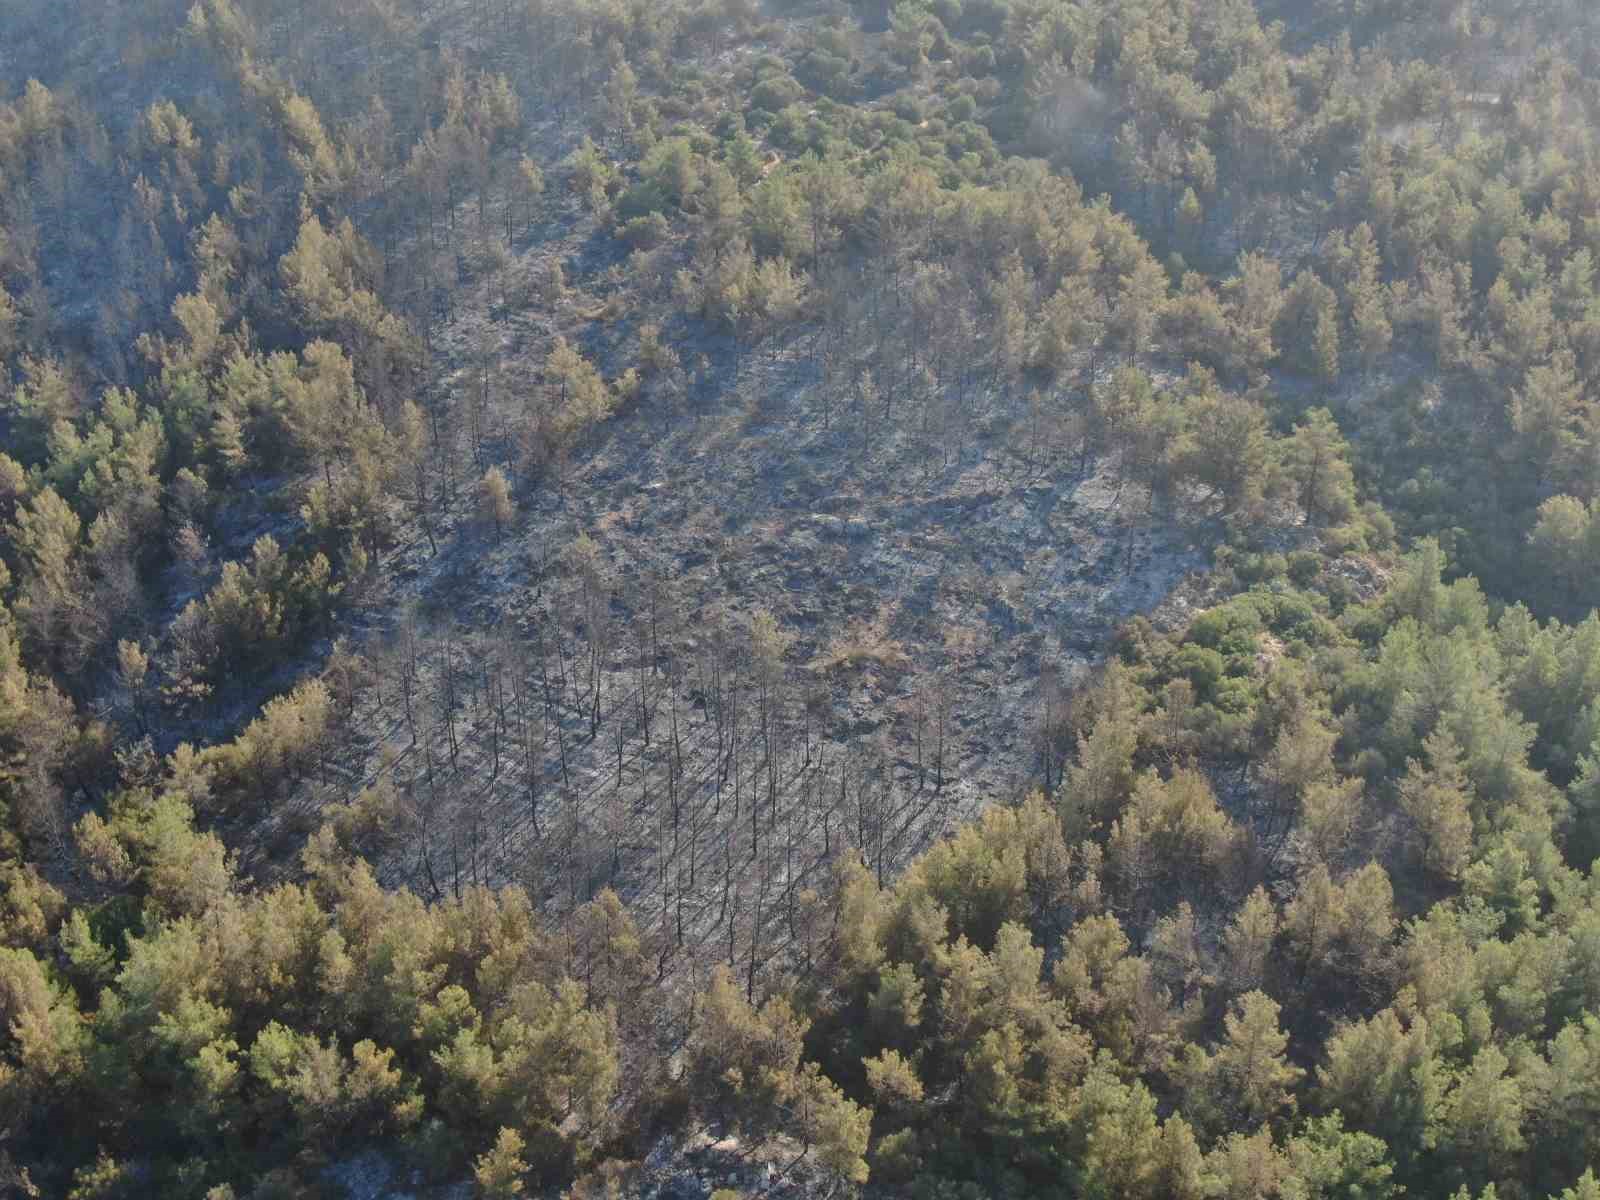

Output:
xmin=1 ymin=0 xmax=1600 ymax=1197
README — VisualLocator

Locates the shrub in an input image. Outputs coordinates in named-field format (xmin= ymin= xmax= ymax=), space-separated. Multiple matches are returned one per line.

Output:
xmin=751 ymin=73 xmax=804 ymax=113
xmin=1236 ymin=551 xmax=1287 ymax=584
xmin=1188 ymin=603 xmax=1262 ymax=652
xmin=621 ymin=212 xmax=671 ymax=249
xmin=615 ymin=179 xmax=670 ymax=221
xmin=1287 ymin=551 xmax=1323 ymax=587
xmin=1170 ymin=645 xmax=1226 ymax=698
xmin=892 ymin=92 xmax=925 ymax=123
xmin=946 ymin=94 xmax=978 ymax=123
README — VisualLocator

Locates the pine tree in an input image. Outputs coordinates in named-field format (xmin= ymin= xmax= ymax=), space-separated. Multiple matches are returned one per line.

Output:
xmin=474 ymin=1127 xmax=528 ymax=1198
xmin=1397 ymin=730 xmax=1475 ymax=881
xmin=1552 ymin=1171 xmax=1600 ymax=1200
xmin=1439 ymin=1046 xmax=1527 ymax=1194
xmin=1222 ymin=887 xmax=1279 ymax=995
xmin=0 ymin=283 xmax=17 ymax=362
xmin=1180 ymin=991 xmax=1303 ymax=1136
xmin=1283 ymin=407 xmax=1357 ymax=526
xmin=477 ymin=466 xmax=514 ymax=538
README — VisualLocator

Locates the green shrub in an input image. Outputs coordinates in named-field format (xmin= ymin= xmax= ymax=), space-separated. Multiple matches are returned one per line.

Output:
xmin=751 ymin=73 xmax=804 ymax=113
xmin=1170 ymin=644 xmax=1227 ymax=698
xmin=1211 ymin=676 xmax=1259 ymax=714
xmin=1287 ymin=551 xmax=1322 ymax=587
xmin=1188 ymin=603 xmax=1262 ymax=651
xmin=797 ymin=49 xmax=855 ymax=98
xmin=946 ymin=94 xmax=978 ymax=123
xmin=615 ymin=179 xmax=670 ymax=221
xmin=892 ymin=92 xmax=925 ymax=123
xmin=1236 ymin=551 xmax=1287 ymax=584
xmin=965 ymin=43 xmax=997 ymax=74
xmin=621 ymin=212 xmax=671 ymax=250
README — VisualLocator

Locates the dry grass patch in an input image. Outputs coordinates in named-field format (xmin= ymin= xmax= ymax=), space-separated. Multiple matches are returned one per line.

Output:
xmin=810 ymin=610 xmax=911 ymax=675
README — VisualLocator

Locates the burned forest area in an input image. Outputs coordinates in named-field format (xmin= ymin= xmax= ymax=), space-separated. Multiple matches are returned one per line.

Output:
xmin=4 ymin=2 xmax=1600 ymax=1199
